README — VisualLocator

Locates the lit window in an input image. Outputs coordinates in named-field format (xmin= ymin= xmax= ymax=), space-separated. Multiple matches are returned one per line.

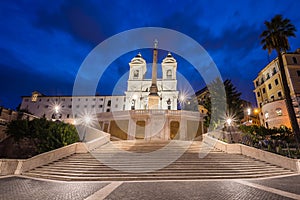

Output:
xmin=265 ymin=112 xmax=269 ymax=119
xmin=31 ymin=94 xmax=38 ymax=102
xmin=276 ymin=108 xmax=282 ymax=116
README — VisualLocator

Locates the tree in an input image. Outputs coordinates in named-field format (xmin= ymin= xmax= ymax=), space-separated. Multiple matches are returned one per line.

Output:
xmin=203 ymin=79 xmax=243 ymax=128
xmin=260 ymin=14 xmax=300 ymax=144
xmin=224 ymin=79 xmax=243 ymax=121
xmin=5 ymin=118 xmax=79 ymax=154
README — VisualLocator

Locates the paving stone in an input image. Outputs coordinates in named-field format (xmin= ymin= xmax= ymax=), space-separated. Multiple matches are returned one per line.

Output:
xmin=249 ymin=175 xmax=300 ymax=195
xmin=105 ymin=181 xmax=292 ymax=200
xmin=0 ymin=177 xmax=108 ymax=200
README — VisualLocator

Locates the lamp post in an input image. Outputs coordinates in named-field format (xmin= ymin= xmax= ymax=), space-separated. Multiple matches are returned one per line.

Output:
xmin=53 ymin=105 xmax=61 ymax=121
xmin=247 ymin=108 xmax=251 ymax=122
xmin=226 ymin=118 xmax=234 ymax=143
xmin=82 ymin=115 xmax=92 ymax=142
xmin=179 ymin=94 xmax=186 ymax=110
xmin=167 ymin=98 xmax=171 ymax=110
xmin=131 ymin=95 xmax=137 ymax=110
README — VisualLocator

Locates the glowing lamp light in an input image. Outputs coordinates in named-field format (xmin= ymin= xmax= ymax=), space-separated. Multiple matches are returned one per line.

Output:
xmin=54 ymin=105 xmax=60 ymax=113
xmin=226 ymin=118 xmax=232 ymax=126
xmin=247 ymin=108 xmax=251 ymax=115
xmin=83 ymin=115 xmax=92 ymax=126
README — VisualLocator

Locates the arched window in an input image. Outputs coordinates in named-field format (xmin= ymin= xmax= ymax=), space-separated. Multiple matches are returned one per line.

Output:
xmin=133 ymin=70 xmax=139 ymax=79
xmin=167 ymin=69 xmax=172 ymax=79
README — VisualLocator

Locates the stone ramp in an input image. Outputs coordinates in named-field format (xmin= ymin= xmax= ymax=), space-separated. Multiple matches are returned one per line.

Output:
xmin=22 ymin=140 xmax=294 ymax=181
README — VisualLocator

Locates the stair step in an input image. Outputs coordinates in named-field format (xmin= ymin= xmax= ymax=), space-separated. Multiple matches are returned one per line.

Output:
xmin=22 ymin=141 xmax=295 ymax=181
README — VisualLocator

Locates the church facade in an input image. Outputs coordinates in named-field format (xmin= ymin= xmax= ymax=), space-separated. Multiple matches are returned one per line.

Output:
xmin=20 ymin=47 xmax=204 ymax=140
xmin=125 ymin=52 xmax=178 ymax=111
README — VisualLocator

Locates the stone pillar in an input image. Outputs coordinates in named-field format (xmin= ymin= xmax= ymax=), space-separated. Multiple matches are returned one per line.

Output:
xmin=180 ymin=118 xmax=187 ymax=140
xmin=127 ymin=118 xmax=136 ymax=140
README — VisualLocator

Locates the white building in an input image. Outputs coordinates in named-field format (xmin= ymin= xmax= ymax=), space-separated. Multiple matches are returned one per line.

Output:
xmin=125 ymin=52 xmax=178 ymax=110
xmin=20 ymin=91 xmax=126 ymax=124
xmin=20 ymin=51 xmax=179 ymax=124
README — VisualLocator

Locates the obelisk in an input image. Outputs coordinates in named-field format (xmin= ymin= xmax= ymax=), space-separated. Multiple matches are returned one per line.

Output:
xmin=148 ymin=39 xmax=160 ymax=109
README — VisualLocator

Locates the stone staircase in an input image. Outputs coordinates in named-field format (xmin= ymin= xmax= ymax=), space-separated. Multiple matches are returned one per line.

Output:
xmin=22 ymin=140 xmax=294 ymax=181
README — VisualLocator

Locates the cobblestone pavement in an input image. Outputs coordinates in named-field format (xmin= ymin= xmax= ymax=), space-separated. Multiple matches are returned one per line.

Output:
xmin=0 ymin=175 xmax=299 ymax=200
xmin=249 ymin=175 xmax=300 ymax=195
xmin=0 ymin=176 xmax=108 ymax=200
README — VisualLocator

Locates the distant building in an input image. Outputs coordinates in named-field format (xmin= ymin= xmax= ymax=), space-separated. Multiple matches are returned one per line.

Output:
xmin=253 ymin=50 xmax=300 ymax=128
xmin=20 ymin=91 xmax=126 ymax=124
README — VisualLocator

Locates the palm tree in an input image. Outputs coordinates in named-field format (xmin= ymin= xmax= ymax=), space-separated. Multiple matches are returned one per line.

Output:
xmin=260 ymin=14 xmax=300 ymax=144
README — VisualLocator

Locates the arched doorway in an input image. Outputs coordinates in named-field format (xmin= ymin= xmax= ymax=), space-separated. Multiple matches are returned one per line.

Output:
xmin=136 ymin=120 xmax=146 ymax=139
xmin=170 ymin=121 xmax=180 ymax=139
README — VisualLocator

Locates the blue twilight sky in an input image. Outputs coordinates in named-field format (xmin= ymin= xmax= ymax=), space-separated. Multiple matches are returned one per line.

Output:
xmin=1 ymin=0 xmax=300 ymax=109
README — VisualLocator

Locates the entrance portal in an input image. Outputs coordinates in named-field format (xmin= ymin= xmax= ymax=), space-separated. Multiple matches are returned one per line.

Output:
xmin=135 ymin=120 xmax=146 ymax=139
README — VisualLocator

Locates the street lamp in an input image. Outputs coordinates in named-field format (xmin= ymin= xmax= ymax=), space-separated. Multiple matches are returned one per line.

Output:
xmin=52 ymin=104 xmax=61 ymax=121
xmin=167 ymin=98 xmax=171 ymax=110
xmin=247 ymin=108 xmax=251 ymax=122
xmin=226 ymin=118 xmax=234 ymax=143
xmin=179 ymin=94 xmax=186 ymax=110
xmin=131 ymin=95 xmax=137 ymax=110
xmin=81 ymin=114 xmax=92 ymax=142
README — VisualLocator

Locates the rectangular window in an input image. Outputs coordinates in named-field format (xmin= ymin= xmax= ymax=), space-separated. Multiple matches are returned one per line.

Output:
xmin=278 ymin=91 xmax=282 ymax=97
xmin=257 ymin=92 xmax=260 ymax=97
xmin=262 ymin=88 xmax=266 ymax=93
xmin=297 ymin=70 xmax=300 ymax=77
xmin=275 ymin=79 xmax=279 ymax=85
xmin=107 ymin=100 xmax=111 ymax=106
xmin=268 ymin=84 xmax=272 ymax=90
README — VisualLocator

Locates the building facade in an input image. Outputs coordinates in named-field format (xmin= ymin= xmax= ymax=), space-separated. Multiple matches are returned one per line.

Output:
xmin=125 ymin=52 xmax=178 ymax=110
xmin=253 ymin=51 xmax=300 ymax=128
xmin=19 ymin=47 xmax=205 ymax=141
xmin=20 ymin=91 xmax=126 ymax=124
